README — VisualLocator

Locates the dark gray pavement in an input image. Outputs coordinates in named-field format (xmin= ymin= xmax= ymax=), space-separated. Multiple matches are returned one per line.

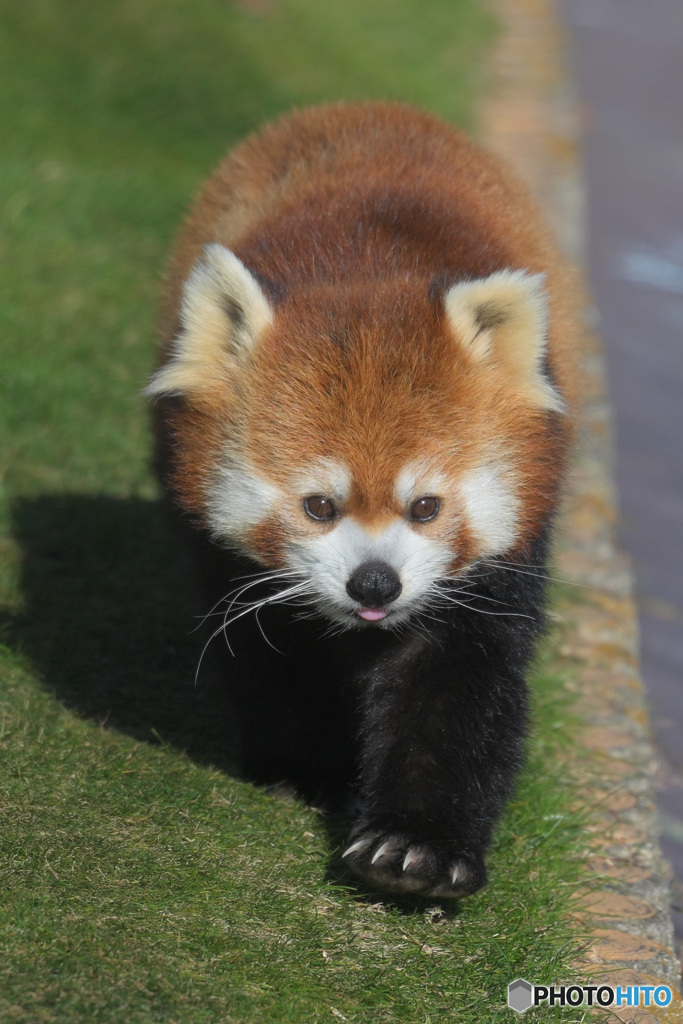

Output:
xmin=560 ymin=0 xmax=683 ymax=940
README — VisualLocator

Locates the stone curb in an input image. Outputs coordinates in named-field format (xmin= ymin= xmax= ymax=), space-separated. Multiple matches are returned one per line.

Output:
xmin=478 ymin=0 xmax=681 ymax=1017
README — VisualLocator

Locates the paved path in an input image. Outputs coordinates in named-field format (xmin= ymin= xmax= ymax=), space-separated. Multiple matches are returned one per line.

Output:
xmin=482 ymin=1 xmax=681 ymax=1011
xmin=560 ymin=0 xmax=683 ymax=943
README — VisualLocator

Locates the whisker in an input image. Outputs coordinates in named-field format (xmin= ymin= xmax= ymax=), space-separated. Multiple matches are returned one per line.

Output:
xmin=478 ymin=559 xmax=602 ymax=593
xmin=220 ymin=582 xmax=312 ymax=630
xmin=406 ymin=617 xmax=439 ymax=642
xmin=228 ymin=568 xmax=303 ymax=583
xmin=194 ymin=618 xmax=235 ymax=686
xmin=223 ymin=572 xmax=303 ymax=618
xmin=254 ymin=606 xmax=285 ymax=655
xmin=194 ymin=579 xmax=313 ymax=680
xmin=192 ymin=569 xmax=302 ymax=630
xmin=426 ymin=574 xmax=536 ymax=621
xmin=319 ymin=618 xmax=354 ymax=640
xmin=417 ymin=610 xmax=448 ymax=626
xmin=433 ymin=582 xmax=514 ymax=609
xmin=434 ymin=592 xmax=535 ymax=620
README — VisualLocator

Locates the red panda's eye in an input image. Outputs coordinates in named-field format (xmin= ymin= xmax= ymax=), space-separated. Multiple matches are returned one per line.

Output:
xmin=304 ymin=496 xmax=336 ymax=522
xmin=410 ymin=496 xmax=440 ymax=522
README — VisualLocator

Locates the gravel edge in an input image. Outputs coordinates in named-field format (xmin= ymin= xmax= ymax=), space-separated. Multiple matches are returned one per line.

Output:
xmin=479 ymin=0 xmax=682 ymax=1016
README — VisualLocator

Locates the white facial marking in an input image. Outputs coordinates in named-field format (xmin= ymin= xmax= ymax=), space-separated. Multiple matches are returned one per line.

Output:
xmin=286 ymin=515 xmax=453 ymax=627
xmin=394 ymin=461 xmax=446 ymax=507
xmin=458 ymin=463 xmax=519 ymax=555
xmin=292 ymin=458 xmax=351 ymax=503
xmin=206 ymin=459 xmax=280 ymax=539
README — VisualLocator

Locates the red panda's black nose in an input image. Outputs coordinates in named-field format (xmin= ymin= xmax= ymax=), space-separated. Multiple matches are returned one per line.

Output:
xmin=346 ymin=561 xmax=402 ymax=606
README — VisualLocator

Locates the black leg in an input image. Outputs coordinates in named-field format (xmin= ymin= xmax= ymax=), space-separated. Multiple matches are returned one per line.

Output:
xmin=342 ymin=552 xmax=547 ymax=897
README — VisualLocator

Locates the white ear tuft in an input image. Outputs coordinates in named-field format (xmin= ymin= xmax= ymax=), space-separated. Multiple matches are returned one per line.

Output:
xmin=146 ymin=245 xmax=273 ymax=398
xmin=444 ymin=269 xmax=564 ymax=413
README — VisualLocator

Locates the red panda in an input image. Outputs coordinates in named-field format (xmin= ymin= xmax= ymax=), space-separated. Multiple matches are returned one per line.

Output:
xmin=147 ymin=103 xmax=578 ymax=898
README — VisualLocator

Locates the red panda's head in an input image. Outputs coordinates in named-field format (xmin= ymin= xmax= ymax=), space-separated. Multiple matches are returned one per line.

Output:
xmin=147 ymin=245 xmax=568 ymax=628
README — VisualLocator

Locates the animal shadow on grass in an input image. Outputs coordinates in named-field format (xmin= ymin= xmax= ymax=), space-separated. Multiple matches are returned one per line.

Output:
xmin=5 ymin=494 xmax=239 ymax=771
xmin=5 ymin=495 xmax=464 ymax=914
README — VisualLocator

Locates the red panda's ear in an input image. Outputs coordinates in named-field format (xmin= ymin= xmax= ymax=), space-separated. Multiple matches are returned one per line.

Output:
xmin=443 ymin=269 xmax=565 ymax=413
xmin=146 ymin=245 xmax=273 ymax=398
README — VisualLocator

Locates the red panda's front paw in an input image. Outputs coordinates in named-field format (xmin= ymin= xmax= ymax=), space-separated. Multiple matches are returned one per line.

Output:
xmin=341 ymin=825 xmax=486 ymax=899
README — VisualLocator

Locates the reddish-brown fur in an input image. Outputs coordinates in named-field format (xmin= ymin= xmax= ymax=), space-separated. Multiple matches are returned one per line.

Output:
xmin=150 ymin=105 xmax=582 ymax=892
xmin=155 ymin=103 xmax=578 ymax=566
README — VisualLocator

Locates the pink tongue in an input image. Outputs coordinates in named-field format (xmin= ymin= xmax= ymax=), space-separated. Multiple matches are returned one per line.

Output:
xmin=357 ymin=607 xmax=388 ymax=621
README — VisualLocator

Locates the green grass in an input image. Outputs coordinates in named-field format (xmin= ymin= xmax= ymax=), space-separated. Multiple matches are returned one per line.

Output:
xmin=1 ymin=1 xmax=603 ymax=1020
